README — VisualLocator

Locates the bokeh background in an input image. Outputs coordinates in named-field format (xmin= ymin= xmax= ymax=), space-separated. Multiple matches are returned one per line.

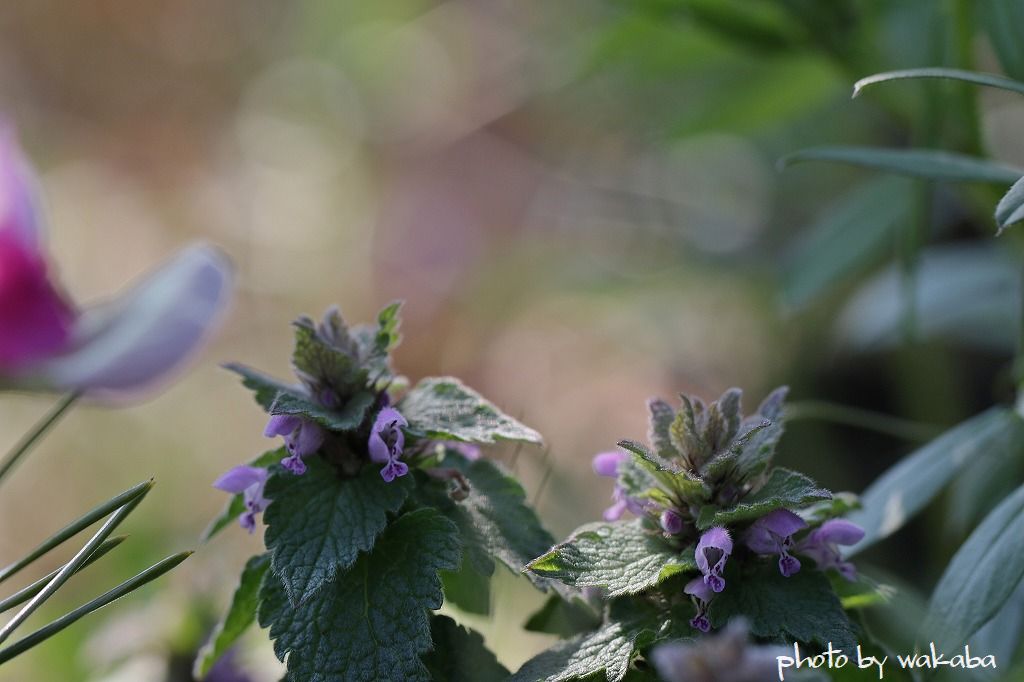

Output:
xmin=1 ymin=1 xmax=1023 ymax=679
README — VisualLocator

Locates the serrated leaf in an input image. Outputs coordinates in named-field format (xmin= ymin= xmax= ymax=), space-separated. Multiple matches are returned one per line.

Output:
xmin=223 ymin=363 xmax=300 ymax=411
xmin=646 ymin=399 xmax=679 ymax=461
xmin=527 ymin=520 xmax=695 ymax=597
xmin=202 ymin=449 xmax=287 ymax=542
xmin=669 ymin=396 xmax=707 ymax=467
xmin=616 ymin=444 xmax=709 ymax=504
xmin=263 ymin=458 xmax=413 ymax=604
xmin=269 ymin=390 xmax=374 ymax=432
xmin=291 ymin=315 xmax=366 ymax=393
xmin=194 ymin=554 xmax=269 ymax=679
xmin=259 ymin=508 xmax=460 ymax=682
xmin=780 ymin=146 xmax=1024 ymax=184
xmin=697 ymin=467 xmax=830 ymax=529
xmin=524 ymin=595 xmax=602 ymax=638
xmin=845 ymin=408 xmax=1023 ymax=556
xmin=422 ymin=615 xmax=509 ymax=682
xmin=699 ymin=420 xmax=776 ymax=484
xmin=924 ymin=483 xmax=1024 ymax=649
xmin=438 ymin=451 xmax=556 ymax=583
xmin=996 ymin=175 xmax=1024 ymax=234
xmin=512 ymin=599 xmax=685 ymax=682
xmin=853 ymin=67 xmax=1024 ymax=98
xmin=400 ymin=377 xmax=542 ymax=444
xmin=708 ymin=562 xmax=857 ymax=652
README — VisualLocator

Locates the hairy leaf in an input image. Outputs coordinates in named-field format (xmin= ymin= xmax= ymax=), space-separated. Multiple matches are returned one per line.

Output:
xmin=269 ymin=390 xmax=374 ymax=432
xmin=263 ymin=458 xmax=413 ymax=604
xmin=223 ymin=363 xmax=299 ymax=411
xmin=527 ymin=520 xmax=694 ymax=597
xmin=194 ymin=554 xmax=269 ymax=678
xmin=708 ymin=562 xmax=857 ymax=652
xmin=697 ymin=467 xmax=830 ymax=529
xmin=259 ymin=509 xmax=460 ymax=682
xmin=422 ymin=615 xmax=509 ymax=682
xmin=646 ymin=399 xmax=679 ymax=461
xmin=291 ymin=315 xmax=365 ymax=393
xmin=401 ymin=377 xmax=542 ymax=444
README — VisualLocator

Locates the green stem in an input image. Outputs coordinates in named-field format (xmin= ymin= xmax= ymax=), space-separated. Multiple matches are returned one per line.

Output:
xmin=785 ymin=400 xmax=944 ymax=442
xmin=0 ymin=393 xmax=79 ymax=488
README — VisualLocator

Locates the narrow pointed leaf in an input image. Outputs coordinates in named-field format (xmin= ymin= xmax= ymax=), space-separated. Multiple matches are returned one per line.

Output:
xmin=995 ymin=176 xmax=1024 ymax=234
xmin=0 ymin=393 xmax=78 ymax=487
xmin=846 ymin=408 xmax=1024 ymax=556
xmin=0 ymin=479 xmax=152 ymax=584
xmin=0 ymin=551 xmax=191 ymax=664
xmin=780 ymin=146 xmax=1023 ymax=184
xmin=853 ymin=68 xmax=1024 ymax=98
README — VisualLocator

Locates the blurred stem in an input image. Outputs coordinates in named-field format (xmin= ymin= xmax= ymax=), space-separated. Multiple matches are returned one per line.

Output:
xmin=950 ymin=0 xmax=982 ymax=156
xmin=785 ymin=401 xmax=944 ymax=443
xmin=0 ymin=393 xmax=79 ymax=489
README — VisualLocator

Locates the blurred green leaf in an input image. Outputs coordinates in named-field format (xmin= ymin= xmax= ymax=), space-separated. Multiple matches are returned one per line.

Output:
xmin=834 ymin=245 xmax=1022 ymax=352
xmin=440 ymin=561 xmax=491 ymax=616
xmin=630 ymin=0 xmax=806 ymax=52
xmin=853 ymin=67 xmax=1024 ymax=98
xmin=268 ymin=390 xmax=374 ymax=431
xmin=925 ymin=483 xmax=1024 ymax=649
xmin=996 ymin=176 xmax=1024 ymax=234
xmin=222 ymin=363 xmax=298 ymax=412
xmin=846 ymin=408 xmax=1024 ymax=556
xmin=981 ymin=0 xmax=1024 ymax=81
xmin=0 ymin=551 xmax=191 ymax=665
xmin=524 ymin=595 xmax=602 ymax=638
xmin=194 ymin=554 xmax=269 ymax=679
xmin=783 ymin=178 xmax=913 ymax=310
xmin=781 ymin=146 xmax=1024 ymax=184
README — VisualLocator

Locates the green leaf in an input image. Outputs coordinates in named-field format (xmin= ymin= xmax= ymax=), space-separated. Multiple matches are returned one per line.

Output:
xmin=982 ymin=0 xmax=1024 ymax=81
xmin=422 ymin=615 xmax=509 ymax=682
xmin=443 ymin=453 xmax=556 ymax=578
xmin=263 ymin=458 xmax=413 ymax=604
xmin=223 ymin=362 xmax=298 ymax=411
xmin=400 ymin=377 xmax=542 ymax=444
xmin=996 ymin=176 xmax=1024 ymax=234
xmin=527 ymin=520 xmax=694 ymax=597
xmin=846 ymin=408 xmax=1024 ymax=556
xmin=441 ymin=561 xmax=491 ymax=616
xmin=259 ymin=508 xmax=460 ymax=682
xmin=780 ymin=146 xmax=1024 ymax=184
xmin=201 ymin=449 xmax=287 ymax=543
xmin=645 ymin=399 xmax=679 ymax=461
xmin=708 ymin=562 xmax=857 ymax=652
xmin=853 ymin=67 xmax=1024 ymax=98
xmin=512 ymin=599 xmax=684 ymax=682
xmin=925 ymin=483 xmax=1024 ymax=649
xmin=291 ymin=313 xmax=366 ymax=393
xmin=615 ymin=443 xmax=709 ymax=504
xmin=194 ymin=554 xmax=270 ymax=679
xmin=697 ymin=467 xmax=830 ymax=529
xmin=524 ymin=595 xmax=602 ymax=638
xmin=783 ymin=178 xmax=914 ymax=310
xmin=269 ymin=390 xmax=374 ymax=431
xmin=706 ymin=419 xmax=784 ymax=485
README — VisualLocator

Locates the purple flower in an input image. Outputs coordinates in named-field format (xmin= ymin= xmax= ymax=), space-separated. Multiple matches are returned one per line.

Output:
xmin=744 ymin=508 xmax=806 ymax=577
xmin=213 ymin=465 xmax=269 ymax=533
xmin=798 ymin=519 xmax=864 ymax=581
xmin=660 ymin=509 xmax=684 ymax=535
xmin=592 ymin=451 xmax=627 ymax=477
xmin=695 ymin=527 xmax=732 ymax=593
xmin=369 ymin=407 xmax=409 ymax=482
xmin=447 ymin=441 xmax=481 ymax=461
xmin=265 ymin=414 xmax=325 ymax=475
xmin=684 ymin=576 xmax=714 ymax=633
xmin=0 ymin=124 xmax=233 ymax=398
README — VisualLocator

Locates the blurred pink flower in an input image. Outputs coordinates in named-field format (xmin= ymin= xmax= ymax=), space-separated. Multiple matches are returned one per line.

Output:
xmin=0 ymin=124 xmax=233 ymax=398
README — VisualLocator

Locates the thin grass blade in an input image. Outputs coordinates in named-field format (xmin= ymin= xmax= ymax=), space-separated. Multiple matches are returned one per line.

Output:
xmin=853 ymin=67 xmax=1024 ymax=98
xmin=0 ymin=393 xmax=79 ymax=488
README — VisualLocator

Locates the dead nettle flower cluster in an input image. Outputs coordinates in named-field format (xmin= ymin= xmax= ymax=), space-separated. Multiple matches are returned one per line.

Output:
xmin=597 ymin=388 xmax=864 ymax=631
xmin=516 ymin=388 xmax=865 ymax=682
xmin=200 ymin=304 xmax=555 ymax=682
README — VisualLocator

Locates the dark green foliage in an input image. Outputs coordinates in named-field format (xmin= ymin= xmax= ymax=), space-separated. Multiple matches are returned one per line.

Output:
xmin=423 ymin=615 xmax=510 ymax=682
xmin=524 ymin=595 xmax=602 ymax=638
xmin=401 ymin=377 xmax=544 ymax=444
xmin=194 ymin=555 xmax=269 ymax=678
